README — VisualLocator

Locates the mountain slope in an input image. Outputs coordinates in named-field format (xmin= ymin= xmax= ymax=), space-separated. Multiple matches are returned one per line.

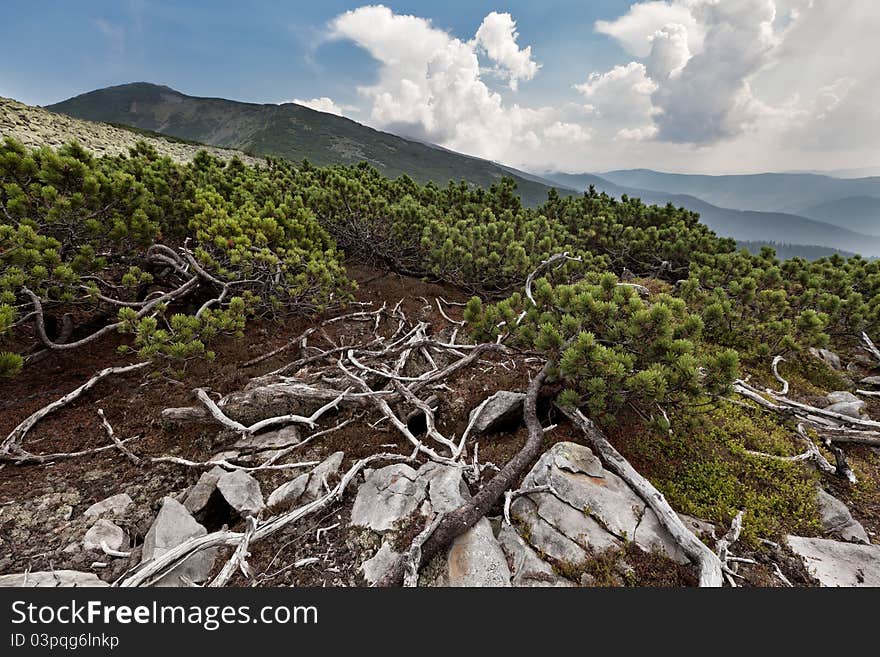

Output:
xmin=0 ymin=96 xmax=260 ymax=165
xmin=798 ymin=196 xmax=880 ymax=236
xmin=599 ymin=168 xmax=880 ymax=216
xmin=47 ymin=83 xmax=566 ymax=207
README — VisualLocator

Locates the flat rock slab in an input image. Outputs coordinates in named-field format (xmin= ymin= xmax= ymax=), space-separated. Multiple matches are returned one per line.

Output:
xmin=861 ymin=376 xmax=880 ymax=387
xmin=233 ymin=426 xmax=301 ymax=454
xmin=512 ymin=442 xmax=687 ymax=567
xmin=142 ymin=497 xmax=216 ymax=587
xmin=351 ymin=464 xmax=428 ymax=533
xmin=497 ymin=524 xmax=573 ymax=587
xmin=817 ymin=489 xmax=869 ymax=544
xmin=84 ymin=493 xmax=133 ymax=519
xmin=788 ymin=536 xmax=880 ymax=586
xmin=0 ymin=570 xmax=109 ymax=587
xmin=469 ymin=391 xmax=526 ymax=433
xmin=217 ymin=470 xmax=265 ymax=516
xmin=83 ymin=519 xmax=127 ymax=552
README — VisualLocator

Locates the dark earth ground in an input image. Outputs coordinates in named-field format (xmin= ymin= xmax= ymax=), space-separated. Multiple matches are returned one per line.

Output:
xmin=2 ymin=264 xmax=876 ymax=587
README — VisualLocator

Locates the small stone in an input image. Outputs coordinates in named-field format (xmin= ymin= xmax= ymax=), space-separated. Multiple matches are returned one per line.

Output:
xmin=84 ymin=493 xmax=132 ymax=519
xmin=861 ymin=376 xmax=880 ymax=387
xmin=826 ymin=391 xmax=861 ymax=405
xmin=468 ymin=391 xmax=526 ymax=433
xmin=361 ymin=541 xmax=402 ymax=586
xmin=817 ymin=489 xmax=870 ymax=544
xmin=826 ymin=401 xmax=866 ymax=418
xmin=810 ymin=348 xmax=842 ymax=371
xmin=216 ymin=470 xmax=265 ymax=516
xmin=233 ymin=426 xmax=301 ymax=454
xmin=183 ymin=466 xmax=226 ymax=516
xmin=83 ymin=519 xmax=127 ymax=552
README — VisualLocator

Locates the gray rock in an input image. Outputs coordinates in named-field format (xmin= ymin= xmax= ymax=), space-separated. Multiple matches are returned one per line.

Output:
xmin=183 ymin=466 xmax=226 ymax=516
xmin=826 ymin=400 xmax=866 ymax=418
xmin=810 ymin=347 xmax=842 ymax=371
xmin=497 ymin=524 xmax=573 ymax=587
xmin=233 ymin=426 xmax=301 ymax=454
xmin=0 ymin=570 xmax=109 ymax=587
xmin=350 ymin=464 xmax=428 ymax=532
xmin=303 ymin=451 xmax=344 ymax=501
xmin=676 ymin=513 xmax=717 ymax=540
xmin=421 ymin=465 xmax=511 ymax=587
xmin=361 ymin=541 xmax=402 ymax=586
xmin=84 ymin=493 xmax=132 ymax=519
xmin=141 ymin=497 xmax=216 ymax=587
xmin=827 ymin=391 xmax=861 ymax=405
xmin=788 ymin=536 xmax=880 ymax=586
xmin=216 ymin=470 xmax=265 ymax=516
xmin=267 ymin=473 xmax=309 ymax=511
xmin=817 ymin=489 xmax=870 ymax=544
xmin=468 ymin=391 xmax=526 ymax=433
xmin=446 ymin=518 xmax=511 ymax=587
xmin=861 ymin=376 xmax=880 ymax=387
xmin=267 ymin=451 xmax=344 ymax=511
xmin=83 ymin=519 xmax=127 ymax=552
xmin=512 ymin=442 xmax=688 ymax=565
xmin=510 ymin=496 xmax=589 ymax=565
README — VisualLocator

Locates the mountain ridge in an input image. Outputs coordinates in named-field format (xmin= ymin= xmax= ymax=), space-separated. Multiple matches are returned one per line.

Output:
xmin=47 ymin=82 xmax=570 ymax=207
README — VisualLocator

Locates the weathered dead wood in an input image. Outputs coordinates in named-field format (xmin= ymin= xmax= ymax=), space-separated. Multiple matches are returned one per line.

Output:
xmin=194 ymin=387 xmax=349 ymax=433
xmin=1 ymin=362 xmax=150 ymax=458
xmin=557 ymin=404 xmax=724 ymax=587
xmin=769 ymin=356 xmax=789 ymax=396
xmin=209 ymin=516 xmax=257 ymax=587
xmin=862 ymin=332 xmax=880 ymax=363
xmin=375 ymin=362 xmax=551 ymax=587
xmin=98 ymin=409 xmax=141 ymax=466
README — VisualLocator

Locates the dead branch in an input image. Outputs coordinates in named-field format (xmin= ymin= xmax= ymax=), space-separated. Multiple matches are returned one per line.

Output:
xmin=862 ymin=332 xmax=880 ymax=363
xmin=375 ymin=361 xmax=551 ymax=587
xmin=194 ymin=387 xmax=349 ymax=433
xmin=557 ymin=404 xmax=724 ymax=587
xmin=209 ymin=516 xmax=257 ymax=587
xmin=98 ymin=409 xmax=141 ymax=466
xmin=769 ymin=356 xmax=789 ymax=396
xmin=1 ymin=362 xmax=150 ymax=458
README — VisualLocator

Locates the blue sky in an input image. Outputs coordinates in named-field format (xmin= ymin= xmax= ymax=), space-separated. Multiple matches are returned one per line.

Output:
xmin=1 ymin=1 xmax=878 ymax=173
xmin=0 ymin=1 xmax=625 ymax=107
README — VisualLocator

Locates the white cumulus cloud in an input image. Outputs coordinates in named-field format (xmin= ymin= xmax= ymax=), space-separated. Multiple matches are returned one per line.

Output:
xmin=473 ymin=12 xmax=540 ymax=90
xmin=291 ymin=97 xmax=346 ymax=116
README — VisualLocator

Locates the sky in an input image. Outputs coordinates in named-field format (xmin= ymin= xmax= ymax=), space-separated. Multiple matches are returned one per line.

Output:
xmin=1 ymin=1 xmax=878 ymax=174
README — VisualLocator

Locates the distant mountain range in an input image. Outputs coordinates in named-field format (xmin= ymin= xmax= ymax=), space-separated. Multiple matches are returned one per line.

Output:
xmin=46 ymin=82 xmax=566 ymax=207
xmin=39 ymin=82 xmax=880 ymax=258
xmin=540 ymin=172 xmax=880 ymax=257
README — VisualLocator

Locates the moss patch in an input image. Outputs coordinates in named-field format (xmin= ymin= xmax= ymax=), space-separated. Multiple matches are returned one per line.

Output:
xmin=609 ymin=401 xmax=821 ymax=546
